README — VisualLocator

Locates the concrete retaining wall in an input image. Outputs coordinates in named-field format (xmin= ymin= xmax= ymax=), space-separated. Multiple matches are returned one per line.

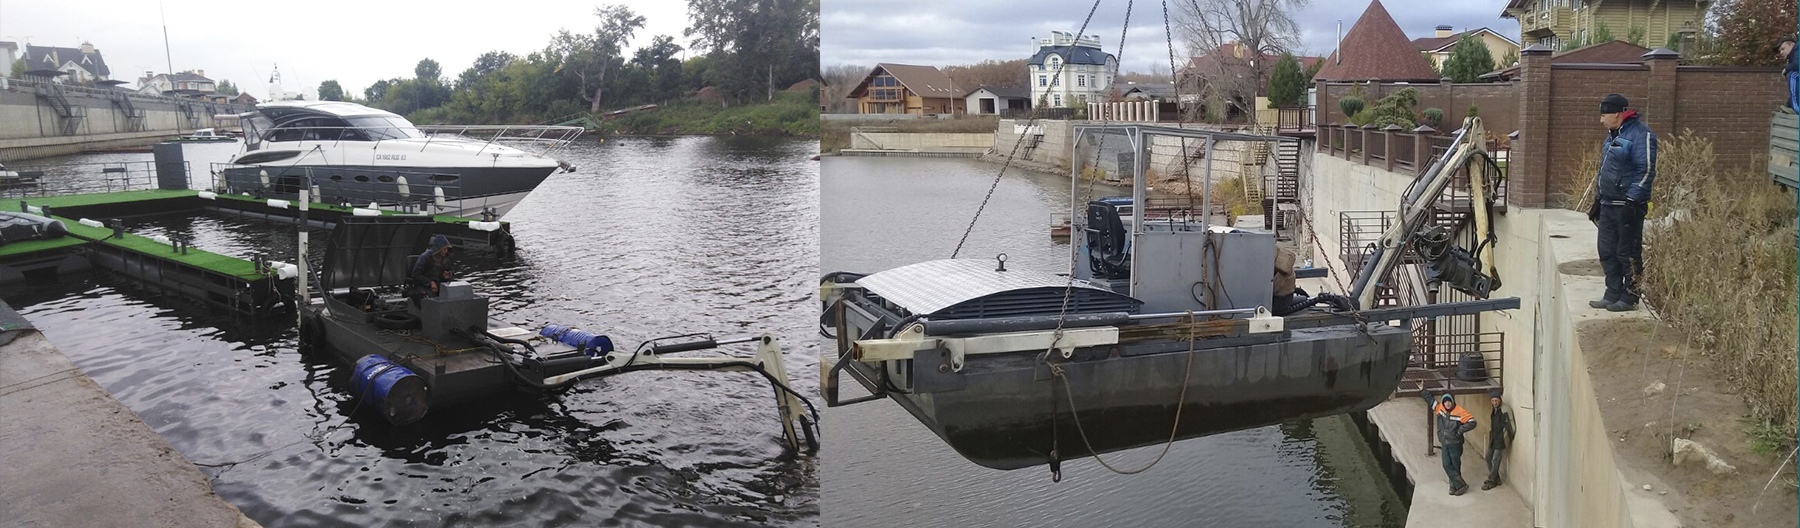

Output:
xmin=1309 ymin=151 xmax=1682 ymax=528
xmin=0 ymin=82 xmax=246 ymax=161
xmin=850 ymin=132 xmax=993 ymax=152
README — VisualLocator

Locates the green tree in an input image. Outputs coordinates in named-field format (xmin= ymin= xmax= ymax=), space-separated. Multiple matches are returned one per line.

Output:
xmin=1303 ymin=56 xmax=1323 ymax=80
xmin=1591 ymin=22 xmax=1615 ymax=44
xmin=415 ymin=58 xmax=442 ymax=82
xmin=1266 ymin=52 xmax=1306 ymax=107
xmin=633 ymin=35 xmax=685 ymax=103
xmin=685 ymin=0 xmax=819 ymax=104
xmin=1440 ymin=34 xmax=1496 ymax=83
xmin=9 ymin=59 xmax=22 ymax=79
xmin=1626 ymin=25 xmax=1647 ymax=47
xmin=1364 ymin=87 xmax=1420 ymax=129
xmin=216 ymin=79 xmax=239 ymax=95
xmin=364 ymin=79 xmax=392 ymax=102
xmin=1501 ymin=48 xmax=1519 ymax=68
xmin=318 ymin=80 xmax=345 ymax=101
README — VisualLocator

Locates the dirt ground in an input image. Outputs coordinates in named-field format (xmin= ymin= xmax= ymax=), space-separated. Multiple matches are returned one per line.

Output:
xmin=1579 ymin=317 xmax=1798 ymax=528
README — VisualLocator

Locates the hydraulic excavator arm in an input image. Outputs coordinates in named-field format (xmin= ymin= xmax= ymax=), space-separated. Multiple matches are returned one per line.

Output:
xmin=1349 ymin=117 xmax=1502 ymax=310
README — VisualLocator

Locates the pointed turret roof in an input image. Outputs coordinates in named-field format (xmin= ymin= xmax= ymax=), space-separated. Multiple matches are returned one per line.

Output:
xmin=1313 ymin=0 xmax=1442 ymax=82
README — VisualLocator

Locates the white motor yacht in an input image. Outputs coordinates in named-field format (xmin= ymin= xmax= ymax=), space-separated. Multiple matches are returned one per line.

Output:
xmin=220 ymin=101 xmax=582 ymax=219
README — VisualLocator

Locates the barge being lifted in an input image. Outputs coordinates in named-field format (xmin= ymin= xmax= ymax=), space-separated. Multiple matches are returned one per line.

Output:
xmin=821 ymin=120 xmax=1517 ymax=473
xmin=300 ymin=215 xmax=816 ymax=450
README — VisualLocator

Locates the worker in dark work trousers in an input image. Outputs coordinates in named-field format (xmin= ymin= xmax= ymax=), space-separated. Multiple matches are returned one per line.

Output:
xmin=1482 ymin=388 xmax=1516 ymax=490
xmin=1423 ymin=391 xmax=1478 ymax=495
xmin=1587 ymin=93 xmax=1658 ymax=312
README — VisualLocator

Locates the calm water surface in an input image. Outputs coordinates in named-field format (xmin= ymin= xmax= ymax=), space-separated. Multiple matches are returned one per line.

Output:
xmin=4 ymin=137 xmax=820 ymax=526
xmin=819 ymin=156 xmax=1406 ymax=527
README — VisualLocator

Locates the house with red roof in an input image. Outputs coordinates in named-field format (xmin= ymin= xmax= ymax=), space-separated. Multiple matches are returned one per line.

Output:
xmin=1313 ymin=0 xmax=1442 ymax=83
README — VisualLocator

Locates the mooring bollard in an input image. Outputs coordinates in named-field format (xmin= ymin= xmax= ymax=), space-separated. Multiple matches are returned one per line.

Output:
xmin=108 ymin=219 xmax=124 ymax=240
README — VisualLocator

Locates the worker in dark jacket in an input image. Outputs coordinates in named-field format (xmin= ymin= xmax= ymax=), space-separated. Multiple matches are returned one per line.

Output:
xmin=1782 ymin=36 xmax=1798 ymax=113
xmin=1586 ymin=93 xmax=1658 ymax=312
xmin=1482 ymin=388 xmax=1517 ymax=490
xmin=408 ymin=234 xmax=453 ymax=305
xmin=1424 ymin=391 xmax=1478 ymax=495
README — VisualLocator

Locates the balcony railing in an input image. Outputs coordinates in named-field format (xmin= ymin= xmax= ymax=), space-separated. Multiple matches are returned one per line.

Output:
xmin=1274 ymin=105 xmax=1314 ymax=133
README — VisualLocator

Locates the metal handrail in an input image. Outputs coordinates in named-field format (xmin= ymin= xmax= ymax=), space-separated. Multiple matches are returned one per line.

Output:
xmin=415 ymin=125 xmax=585 ymax=157
xmin=1 ymin=161 xmax=186 ymax=199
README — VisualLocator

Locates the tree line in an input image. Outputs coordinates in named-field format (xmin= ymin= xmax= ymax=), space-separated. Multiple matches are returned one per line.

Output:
xmin=315 ymin=1 xmax=818 ymax=125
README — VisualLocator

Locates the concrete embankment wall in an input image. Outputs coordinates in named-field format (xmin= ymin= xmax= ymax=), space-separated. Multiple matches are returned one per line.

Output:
xmin=992 ymin=119 xmax=1267 ymax=189
xmin=1310 ymin=151 xmax=1681 ymax=527
xmin=850 ymin=132 xmax=993 ymax=153
xmin=0 ymin=80 xmax=245 ymax=160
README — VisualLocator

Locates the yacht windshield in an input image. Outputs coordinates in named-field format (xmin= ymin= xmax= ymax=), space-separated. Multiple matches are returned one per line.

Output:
xmin=345 ymin=116 xmax=424 ymax=140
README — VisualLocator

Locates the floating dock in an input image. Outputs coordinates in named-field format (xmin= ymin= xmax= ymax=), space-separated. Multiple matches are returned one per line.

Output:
xmin=2 ymin=157 xmax=517 ymax=318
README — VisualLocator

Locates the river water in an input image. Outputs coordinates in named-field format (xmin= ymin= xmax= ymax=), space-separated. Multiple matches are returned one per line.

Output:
xmin=3 ymin=137 xmax=820 ymax=526
xmin=819 ymin=156 xmax=1406 ymax=527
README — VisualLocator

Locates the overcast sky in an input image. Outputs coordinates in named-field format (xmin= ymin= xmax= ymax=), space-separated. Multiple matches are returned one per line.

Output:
xmin=822 ymin=0 xmax=1520 ymax=73
xmin=0 ymin=0 xmax=693 ymax=99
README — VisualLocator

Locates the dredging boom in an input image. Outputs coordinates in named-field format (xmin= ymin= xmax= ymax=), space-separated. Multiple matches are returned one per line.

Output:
xmin=1349 ymin=116 xmax=1503 ymax=310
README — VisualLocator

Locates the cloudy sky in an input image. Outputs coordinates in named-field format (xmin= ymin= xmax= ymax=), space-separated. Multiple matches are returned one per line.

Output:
xmin=822 ymin=0 xmax=1520 ymax=73
xmin=0 ymin=0 xmax=694 ymax=99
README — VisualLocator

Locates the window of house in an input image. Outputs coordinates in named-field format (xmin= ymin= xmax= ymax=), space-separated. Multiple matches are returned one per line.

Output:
xmin=1078 ymin=75 xmax=1086 ymax=87
xmin=1039 ymin=76 xmax=1046 ymax=87
xmin=1054 ymin=94 xmax=1062 ymax=106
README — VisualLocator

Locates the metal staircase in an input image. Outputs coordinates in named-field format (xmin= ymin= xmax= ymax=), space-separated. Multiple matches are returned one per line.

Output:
xmin=34 ymin=82 xmax=85 ymax=135
xmin=113 ymin=93 xmax=146 ymax=132
xmin=178 ymin=101 xmax=200 ymax=130
xmin=1262 ymin=140 xmax=1302 ymax=240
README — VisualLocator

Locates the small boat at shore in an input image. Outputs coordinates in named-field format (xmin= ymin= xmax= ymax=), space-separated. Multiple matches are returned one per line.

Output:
xmin=173 ymin=128 xmax=236 ymax=142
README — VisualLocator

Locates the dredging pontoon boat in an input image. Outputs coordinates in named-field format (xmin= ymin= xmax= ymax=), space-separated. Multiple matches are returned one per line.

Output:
xmin=220 ymin=101 xmax=583 ymax=219
xmin=822 ymin=120 xmax=1516 ymax=473
xmin=298 ymin=216 xmax=816 ymax=450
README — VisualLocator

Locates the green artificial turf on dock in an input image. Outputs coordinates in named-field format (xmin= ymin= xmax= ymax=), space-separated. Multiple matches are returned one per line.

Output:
xmin=15 ymin=189 xmax=198 ymax=209
xmin=0 ymin=235 xmax=88 ymax=258
xmin=53 ymin=216 xmax=263 ymax=280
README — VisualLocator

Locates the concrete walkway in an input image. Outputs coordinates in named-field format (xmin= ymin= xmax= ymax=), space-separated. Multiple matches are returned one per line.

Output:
xmin=1369 ymin=398 xmax=1534 ymax=528
xmin=0 ymin=305 xmax=258 ymax=527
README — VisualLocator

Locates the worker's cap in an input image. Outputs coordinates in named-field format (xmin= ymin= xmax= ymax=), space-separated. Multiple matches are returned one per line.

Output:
xmin=1441 ymin=393 xmax=1454 ymax=402
xmin=1599 ymin=94 xmax=1628 ymax=114
xmin=1488 ymin=388 xmax=1503 ymax=398
xmin=1782 ymin=35 xmax=1797 ymax=46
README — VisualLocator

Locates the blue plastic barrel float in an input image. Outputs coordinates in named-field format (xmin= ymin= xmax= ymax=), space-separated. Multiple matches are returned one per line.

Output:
xmin=350 ymin=355 xmax=430 ymax=425
xmin=540 ymin=324 xmax=615 ymax=356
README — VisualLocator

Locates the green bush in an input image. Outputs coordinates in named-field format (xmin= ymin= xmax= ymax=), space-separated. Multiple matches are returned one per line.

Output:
xmin=1364 ymin=88 xmax=1420 ymax=129
xmin=1420 ymin=108 xmax=1444 ymax=129
xmin=1339 ymin=96 xmax=1366 ymax=122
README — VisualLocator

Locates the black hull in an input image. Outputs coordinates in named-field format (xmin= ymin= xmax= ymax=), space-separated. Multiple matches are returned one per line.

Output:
xmin=847 ymin=324 xmax=1412 ymax=470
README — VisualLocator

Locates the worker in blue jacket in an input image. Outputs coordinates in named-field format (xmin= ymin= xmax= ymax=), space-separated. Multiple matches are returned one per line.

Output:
xmin=1587 ymin=93 xmax=1658 ymax=312
xmin=1782 ymin=36 xmax=1798 ymax=113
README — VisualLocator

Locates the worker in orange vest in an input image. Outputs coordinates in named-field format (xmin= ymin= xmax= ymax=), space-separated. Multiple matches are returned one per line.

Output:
xmin=1424 ymin=391 xmax=1478 ymax=495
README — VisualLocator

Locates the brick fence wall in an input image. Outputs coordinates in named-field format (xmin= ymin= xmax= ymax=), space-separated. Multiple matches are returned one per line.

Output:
xmin=1513 ymin=46 xmax=1784 ymax=207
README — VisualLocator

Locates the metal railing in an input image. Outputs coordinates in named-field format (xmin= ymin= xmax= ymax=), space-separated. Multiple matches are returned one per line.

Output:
xmin=414 ymin=125 xmax=585 ymax=158
xmin=1274 ymin=105 xmax=1314 ymax=132
xmin=1 ymin=161 xmax=183 ymax=199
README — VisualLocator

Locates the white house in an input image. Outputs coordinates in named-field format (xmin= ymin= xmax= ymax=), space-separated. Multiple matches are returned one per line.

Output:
xmin=1027 ymin=31 xmax=1117 ymax=109
xmin=964 ymin=85 xmax=1033 ymax=115
xmin=138 ymin=70 xmax=217 ymax=96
